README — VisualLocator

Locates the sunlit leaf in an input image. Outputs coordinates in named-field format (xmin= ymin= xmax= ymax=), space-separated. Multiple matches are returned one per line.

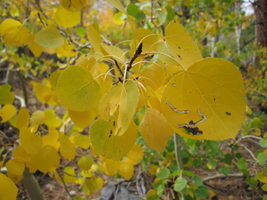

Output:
xmin=44 ymin=109 xmax=61 ymax=128
xmin=87 ymin=26 xmax=102 ymax=52
xmin=98 ymin=80 xmax=139 ymax=136
xmin=138 ymin=64 xmax=167 ymax=91
xmin=140 ymin=108 xmax=169 ymax=151
xmin=28 ymin=37 xmax=43 ymax=57
xmin=161 ymin=58 xmax=246 ymax=141
xmin=56 ymin=42 xmax=77 ymax=57
xmin=0 ymin=18 xmax=33 ymax=46
xmin=68 ymin=109 xmax=95 ymax=128
xmin=63 ymin=166 xmax=76 ymax=183
xmin=90 ymin=118 xmax=137 ymax=160
xmin=165 ymin=21 xmax=202 ymax=69
xmin=104 ymin=0 xmax=127 ymax=14
xmin=35 ymin=26 xmax=64 ymax=48
xmin=30 ymin=80 xmax=56 ymax=105
xmin=0 ymin=104 xmax=16 ymax=123
xmin=16 ymin=107 xmax=29 ymax=129
xmin=0 ymin=173 xmax=18 ymax=200
xmin=30 ymin=110 xmax=46 ymax=126
xmin=6 ymin=159 xmax=25 ymax=177
xmin=124 ymin=144 xmax=143 ymax=165
xmin=82 ymin=178 xmax=97 ymax=195
xmin=55 ymin=5 xmax=81 ymax=28
xmin=57 ymin=65 xmax=101 ymax=111
xmin=31 ymin=145 xmax=60 ymax=173
xmin=104 ymin=158 xmax=121 ymax=175
xmin=59 ymin=133 xmax=76 ymax=160
xmin=73 ymin=134 xmax=90 ymax=149
xmin=0 ymin=84 xmax=14 ymax=105
xmin=13 ymin=146 xmax=31 ymax=163
xmin=42 ymin=127 xmax=59 ymax=148
xmin=19 ymin=127 xmax=42 ymax=155
xmin=60 ymin=0 xmax=88 ymax=11
xmin=117 ymin=160 xmax=134 ymax=180
xmin=78 ymin=156 xmax=94 ymax=170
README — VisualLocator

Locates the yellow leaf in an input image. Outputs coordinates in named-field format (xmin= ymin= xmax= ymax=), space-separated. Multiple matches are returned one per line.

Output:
xmin=96 ymin=177 xmax=104 ymax=190
xmin=0 ymin=84 xmax=14 ymax=105
xmin=44 ymin=109 xmax=61 ymax=128
xmin=125 ymin=144 xmax=143 ymax=165
xmin=165 ymin=21 xmax=203 ymax=70
xmin=6 ymin=171 xmax=22 ymax=184
xmin=16 ymin=107 xmax=29 ymax=129
xmin=90 ymin=119 xmax=137 ymax=160
xmin=105 ymin=0 xmax=127 ymax=14
xmin=100 ymin=43 xmax=125 ymax=62
xmin=42 ymin=127 xmax=59 ymax=148
xmin=19 ymin=128 xmax=42 ymax=154
xmin=82 ymin=178 xmax=97 ymax=195
xmin=59 ymin=133 xmax=76 ymax=160
xmin=140 ymin=108 xmax=169 ymax=151
xmin=146 ymin=86 xmax=161 ymax=111
xmin=68 ymin=109 xmax=96 ymax=128
xmin=6 ymin=159 xmax=25 ymax=177
xmin=56 ymin=42 xmax=77 ymax=57
xmin=35 ymin=27 xmax=64 ymax=48
xmin=148 ymin=164 xmax=158 ymax=175
xmin=146 ymin=189 xmax=158 ymax=199
xmin=75 ymin=55 xmax=100 ymax=78
xmin=161 ymin=58 xmax=246 ymax=141
xmin=49 ymin=70 xmax=63 ymax=91
xmin=104 ymin=158 xmax=121 ymax=175
xmin=98 ymin=80 xmax=139 ymax=136
xmin=30 ymin=80 xmax=56 ymax=105
xmin=63 ymin=166 xmax=76 ymax=183
xmin=117 ymin=160 xmax=134 ymax=180
xmin=30 ymin=110 xmax=46 ymax=126
xmin=78 ymin=156 xmax=94 ymax=170
xmin=0 ymin=104 xmax=16 ymax=123
xmin=60 ymin=0 xmax=88 ymax=11
xmin=130 ymin=28 xmax=159 ymax=58
xmin=73 ymin=134 xmax=90 ymax=149
xmin=87 ymin=26 xmax=102 ymax=52
xmin=0 ymin=18 xmax=33 ymax=46
xmin=13 ymin=146 xmax=31 ymax=162
xmin=258 ymin=172 xmax=267 ymax=183
xmin=0 ymin=173 xmax=18 ymax=200
xmin=31 ymin=145 xmax=60 ymax=173
xmin=138 ymin=64 xmax=167 ymax=91
xmin=28 ymin=36 xmax=43 ymax=57
xmin=55 ymin=5 xmax=81 ymax=28
xmin=57 ymin=65 xmax=101 ymax=111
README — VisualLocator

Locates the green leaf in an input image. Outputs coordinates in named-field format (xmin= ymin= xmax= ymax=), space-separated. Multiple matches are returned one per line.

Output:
xmin=206 ymin=160 xmax=216 ymax=170
xmin=195 ymin=185 xmax=209 ymax=199
xmin=174 ymin=177 xmax=187 ymax=192
xmin=250 ymin=117 xmax=263 ymax=129
xmin=56 ymin=65 xmax=101 ymax=111
xmin=0 ymin=85 xmax=14 ymax=105
xmin=193 ymin=176 xmax=203 ymax=187
xmin=35 ymin=27 xmax=64 ymax=48
xmin=222 ymin=154 xmax=233 ymax=165
xmin=257 ymin=152 xmax=267 ymax=166
xmin=182 ymin=170 xmax=195 ymax=177
xmin=126 ymin=3 xmax=139 ymax=16
xmin=260 ymin=139 xmax=267 ymax=148
xmin=156 ymin=167 xmax=170 ymax=179
xmin=237 ymin=158 xmax=248 ymax=170
xmin=219 ymin=165 xmax=230 ymax=175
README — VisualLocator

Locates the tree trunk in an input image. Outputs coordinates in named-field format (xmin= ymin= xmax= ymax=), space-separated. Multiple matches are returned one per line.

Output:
xmin=254 ymin=0 xmax=267 ymax=47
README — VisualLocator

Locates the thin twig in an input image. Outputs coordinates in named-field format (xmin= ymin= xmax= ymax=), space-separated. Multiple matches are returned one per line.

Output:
xmin=238 ymin=143 xmax=258 ymax=162
xmin=203 ymin=173 xmax=244 ymax=182
xmin=56 ymin=169 xmax=74 ymax=200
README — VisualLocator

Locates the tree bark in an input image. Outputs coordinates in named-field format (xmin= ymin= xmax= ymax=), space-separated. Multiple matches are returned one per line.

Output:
xmin=254 ymin=0 xmax=267 ymax=47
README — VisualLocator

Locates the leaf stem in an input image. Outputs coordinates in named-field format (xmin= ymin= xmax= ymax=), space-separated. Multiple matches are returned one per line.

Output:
xmin=174 ymin=132 xmax=183 ymax=171
xmin=21 ymin=167 xmax=45 ymax=200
